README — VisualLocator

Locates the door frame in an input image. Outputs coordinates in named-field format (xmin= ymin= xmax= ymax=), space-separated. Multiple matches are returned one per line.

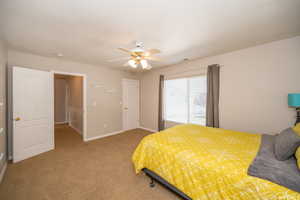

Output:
xmin=51 ymin=71 xmax=87 ymax=141
xmin=122 ymin=79 xmax=140 ymax=131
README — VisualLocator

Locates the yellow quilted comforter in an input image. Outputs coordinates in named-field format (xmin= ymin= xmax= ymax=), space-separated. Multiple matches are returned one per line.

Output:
xmin=132 ymin=124 xmax=300 ymax=200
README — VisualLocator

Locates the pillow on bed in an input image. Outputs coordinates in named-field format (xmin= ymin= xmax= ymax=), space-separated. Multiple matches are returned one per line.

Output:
xmin=293 ymin=123 xmax=300 ymax=136
xmin=274 ymin=128 xmax=300 ymax=161
xmin=292 ymin=124 xmax=300 ymax=169
xmin=296 ymin=147 xmax=300 ymax=169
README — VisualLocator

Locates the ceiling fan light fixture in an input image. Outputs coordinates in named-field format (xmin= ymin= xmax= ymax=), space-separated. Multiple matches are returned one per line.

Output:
xmin=116 ymin=42 xmax=161 ymax=70
xmin=128 ymin=59 xmax=137 ymax=68
xmin=140 ymin=59 xmax=148 ymax=69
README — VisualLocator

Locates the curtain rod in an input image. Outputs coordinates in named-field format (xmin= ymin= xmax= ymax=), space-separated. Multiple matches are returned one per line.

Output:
xmin=162 ymin=67 xmax=206 ymax=76
xmin=161 ymin=64 xmax=223 ymax=76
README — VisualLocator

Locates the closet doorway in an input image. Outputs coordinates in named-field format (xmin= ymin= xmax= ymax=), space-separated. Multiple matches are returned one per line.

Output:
xmin=53 ymin=71 xmax=87 ymax=141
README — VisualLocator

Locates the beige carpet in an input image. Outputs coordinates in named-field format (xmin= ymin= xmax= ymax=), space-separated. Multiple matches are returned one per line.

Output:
xmin=0 ymin=125 xmax=178 ymax=200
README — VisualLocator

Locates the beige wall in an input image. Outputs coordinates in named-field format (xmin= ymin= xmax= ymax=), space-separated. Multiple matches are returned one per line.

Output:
xmin=67 ymin=76 xmax=83 ymax=134
xmin=0 ymin=40 xmax=7 ymax=172
xmin=8 ymin=50 xmax=138 ymax=140
xmin=140 ymin=36 xmax=300 ymax=134
xmin=54 ymin=78 xmax=67 ymax=123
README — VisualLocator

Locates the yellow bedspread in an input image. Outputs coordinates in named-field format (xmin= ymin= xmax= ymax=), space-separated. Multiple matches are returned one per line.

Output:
xmin=132 ymin=124 xmax=300 ymax=200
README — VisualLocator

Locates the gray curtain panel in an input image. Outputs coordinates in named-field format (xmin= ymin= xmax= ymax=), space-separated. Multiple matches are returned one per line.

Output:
xmin=158 ymin=75 xmax=165 ymax=131
xmin=206 ymin=64 xmax=220 ymax=128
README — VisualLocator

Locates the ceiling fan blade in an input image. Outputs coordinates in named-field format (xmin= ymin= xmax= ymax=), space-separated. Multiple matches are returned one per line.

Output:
xmin=107 ymin=57 xmax=131 ymax=62
xmin=144 ymin=56 xmax=162 ymax=61
xmin=118 ymin=47 xmax=132 ymax=54
xmin=145 ymin=49 xmax=161 ymax=55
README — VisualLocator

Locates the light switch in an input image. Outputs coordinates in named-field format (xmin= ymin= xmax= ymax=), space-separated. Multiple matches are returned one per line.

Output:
xmin=0 ymin=128 xmax=3 ymax=134
xmin=0 ymin=102 xmax=3 ymax=106
xmin=0 ymin=153 xmax=3 ymax=161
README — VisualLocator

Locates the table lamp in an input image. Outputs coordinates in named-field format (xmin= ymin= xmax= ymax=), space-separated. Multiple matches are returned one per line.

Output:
xmin=288 ymin=93 xmax=300 ymax=125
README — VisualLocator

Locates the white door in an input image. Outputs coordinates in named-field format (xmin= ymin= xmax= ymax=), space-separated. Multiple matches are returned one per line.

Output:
xmin=13 ymin=67 xmax=54 ymax=163
xmin=122 ymin=79 xmax=139 ymax=130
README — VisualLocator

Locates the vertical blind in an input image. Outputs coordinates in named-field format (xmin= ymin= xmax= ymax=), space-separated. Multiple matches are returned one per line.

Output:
xmin=164 ymin=75 xmax=207 ymax=125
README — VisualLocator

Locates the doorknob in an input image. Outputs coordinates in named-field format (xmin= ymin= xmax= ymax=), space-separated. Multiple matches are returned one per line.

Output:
xmin=14 ymin=117 xmax=21 ymax=121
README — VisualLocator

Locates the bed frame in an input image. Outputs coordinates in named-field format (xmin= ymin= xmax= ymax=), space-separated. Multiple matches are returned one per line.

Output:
xmin=142 ymin=168 xmax=192 ymax=200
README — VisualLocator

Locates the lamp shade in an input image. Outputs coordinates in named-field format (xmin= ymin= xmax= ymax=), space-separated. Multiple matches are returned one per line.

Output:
xmin=288 ymin=93 xmax=300 ymax=107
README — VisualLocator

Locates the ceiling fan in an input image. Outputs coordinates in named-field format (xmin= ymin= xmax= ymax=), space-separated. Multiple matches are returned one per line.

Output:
xmin=113 ymin=42 xmax=162 ymax=70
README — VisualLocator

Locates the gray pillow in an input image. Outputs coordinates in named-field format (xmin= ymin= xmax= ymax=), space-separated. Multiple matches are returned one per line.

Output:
xmin=274 ymin=128 xmax=300 ymax=161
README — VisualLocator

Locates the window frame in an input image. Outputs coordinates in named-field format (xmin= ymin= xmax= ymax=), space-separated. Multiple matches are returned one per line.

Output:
xmin=163 ymin=74 xmax=207 ymax=125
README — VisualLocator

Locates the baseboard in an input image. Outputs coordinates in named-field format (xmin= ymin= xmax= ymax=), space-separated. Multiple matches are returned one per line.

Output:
xmin=139 ymin=127 xmax=158 ymax=133
xmin=55 ymin=121 xmax=68 ymax=125
xmin=0 ymin=162 xmax=7 ymax=183
xmin=69 ymin=123 xmax=82 ymax=135
xmin=84 ymin=130 xmax=123 ymax=142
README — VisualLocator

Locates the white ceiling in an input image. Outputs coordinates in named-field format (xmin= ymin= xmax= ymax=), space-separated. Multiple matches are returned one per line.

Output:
xmin=1 ymin=0 xmax=300 ymax=69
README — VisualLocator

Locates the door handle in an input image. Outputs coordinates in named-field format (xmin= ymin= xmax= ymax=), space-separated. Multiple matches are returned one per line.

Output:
xmin=124 ymin=107 xmax=128 ymax=110
xmin=14 ymin=117 xmax=21 ymax=121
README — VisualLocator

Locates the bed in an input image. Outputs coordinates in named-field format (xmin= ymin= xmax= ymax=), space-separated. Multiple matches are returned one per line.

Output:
xmin=132 ymin=124 xmax=300 ymax=200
